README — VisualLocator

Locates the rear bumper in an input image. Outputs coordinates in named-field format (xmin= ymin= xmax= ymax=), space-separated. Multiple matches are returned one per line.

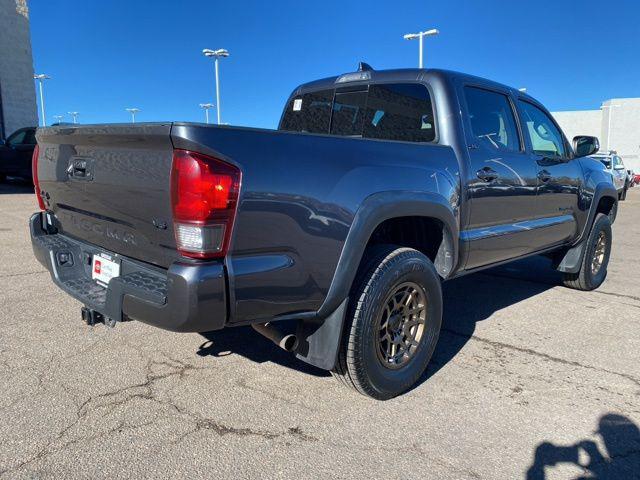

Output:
xmin=30 ymin=212 xmax=227 ymax=332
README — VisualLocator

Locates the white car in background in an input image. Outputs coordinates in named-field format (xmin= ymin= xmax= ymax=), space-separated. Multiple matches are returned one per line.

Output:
xmin=591 ymin=153 xmax=629 ymax=200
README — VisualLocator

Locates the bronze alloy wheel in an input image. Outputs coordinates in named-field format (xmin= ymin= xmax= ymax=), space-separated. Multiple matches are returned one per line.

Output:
xmin=376 ymin=282 xmax=427 ymax=369
xmin=591 ymin=231 xmax=607 ymax=275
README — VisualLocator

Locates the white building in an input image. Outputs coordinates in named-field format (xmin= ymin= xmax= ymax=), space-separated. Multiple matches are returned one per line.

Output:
xmin=0 ymin=0 xmax=38 ymax=140
xmin=553 ymin=98 xmax=640 ymax=172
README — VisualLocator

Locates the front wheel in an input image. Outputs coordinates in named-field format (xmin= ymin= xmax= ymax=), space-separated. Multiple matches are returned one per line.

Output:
xmin=332 ymin=246 xmax=442 ymax=400
xmin=562 ymin=213 xmax=612 ymax=291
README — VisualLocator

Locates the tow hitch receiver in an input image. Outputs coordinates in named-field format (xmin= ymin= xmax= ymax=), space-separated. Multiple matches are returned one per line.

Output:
xmin=81 ymin=306 xmax=117 ymax=328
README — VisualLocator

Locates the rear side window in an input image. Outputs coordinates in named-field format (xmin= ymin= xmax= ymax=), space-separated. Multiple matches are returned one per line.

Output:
xmin=280 ymin=89 xmax=333 ymax=134
xmin=363 ymin=84 xmax=435 ymax=142
xmin=465 ymin=87 xmax=521 ymax=152
xmin=518 ymin=100 xmax=566 ymax=158
xmin=23 ymin=129 xmax=36 ymax=145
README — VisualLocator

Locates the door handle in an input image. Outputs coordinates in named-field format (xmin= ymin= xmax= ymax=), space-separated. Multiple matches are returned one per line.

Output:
xmin=476 ymin=167 xmax=498 ymax=182
xmin=538 ymin=170 xmax=552 ymax=183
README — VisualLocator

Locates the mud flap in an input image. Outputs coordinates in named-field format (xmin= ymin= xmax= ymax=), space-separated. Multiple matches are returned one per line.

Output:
xmin=294 ymin=299 xmax=348 ymax=370
xmin=554 ymin=240 xmax=586 ymax=274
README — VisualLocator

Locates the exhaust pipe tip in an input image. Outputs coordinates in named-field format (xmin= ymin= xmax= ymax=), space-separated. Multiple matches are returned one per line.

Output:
xmin=252 ymin=322 xmax=298 ymax=352
xmin=279 ymin=333 xmax=298 ymax=352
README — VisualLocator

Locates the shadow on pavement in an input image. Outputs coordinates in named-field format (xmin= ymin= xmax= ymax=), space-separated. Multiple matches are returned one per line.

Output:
xmin=197 ymin=320 xmax=330 ymax=378
xmin=0 ymin=178 xmax=33 ymax=194
xmin=526 ymin=413 xmax=640 ymax=479
xmin=422 ymin=255 xmax=558 ymax=383
xmin=198 ymin=255 xmax=559 ymax=382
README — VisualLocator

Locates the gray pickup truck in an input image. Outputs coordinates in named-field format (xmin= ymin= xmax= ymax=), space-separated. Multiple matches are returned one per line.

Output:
xmin=31 ymin=65 xmax=617 ymax=399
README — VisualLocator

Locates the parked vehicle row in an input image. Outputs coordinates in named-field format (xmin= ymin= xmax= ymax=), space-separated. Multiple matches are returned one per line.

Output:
xmin=30 ymin=66 xmax=619 ymax=399
xmin=590 ymin=152 xmax=631 ymax=200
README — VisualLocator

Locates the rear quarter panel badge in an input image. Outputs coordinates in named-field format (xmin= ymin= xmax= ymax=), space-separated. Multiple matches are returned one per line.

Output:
xmin=152 ymin=219 xmax=168 ymax=230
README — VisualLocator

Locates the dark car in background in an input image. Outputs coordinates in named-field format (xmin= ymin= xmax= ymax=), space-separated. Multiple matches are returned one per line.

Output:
xmin=0 ymin=126 xmax=37 ymax=183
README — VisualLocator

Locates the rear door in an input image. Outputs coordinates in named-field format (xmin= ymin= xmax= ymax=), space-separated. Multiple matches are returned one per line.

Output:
xmin=36 ymin=124 xmax=179 ymax=268
xmin=516 ymin=99 xmax=582 ymax=247
xmin=460 ymin=85 xmax=540 ymax=269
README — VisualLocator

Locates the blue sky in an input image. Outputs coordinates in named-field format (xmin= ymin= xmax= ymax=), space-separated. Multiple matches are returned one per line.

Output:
xmin=30 ymin=0 xmax=639 ymax=128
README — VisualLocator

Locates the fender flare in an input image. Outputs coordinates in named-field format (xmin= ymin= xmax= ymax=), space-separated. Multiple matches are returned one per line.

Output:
xmin=294 ymin=190 xmax=459 ymax=370
xmin=555 ymin=183 xmax=618 ymax=273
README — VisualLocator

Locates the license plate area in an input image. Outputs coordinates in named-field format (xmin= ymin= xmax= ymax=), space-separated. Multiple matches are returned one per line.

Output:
xmin=91 ymin=253 xmax=120 ymax=286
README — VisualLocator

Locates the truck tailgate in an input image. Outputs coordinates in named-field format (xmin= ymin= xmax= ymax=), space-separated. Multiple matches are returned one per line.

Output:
xmin=36 ymin=124 xmax=179 ymax=268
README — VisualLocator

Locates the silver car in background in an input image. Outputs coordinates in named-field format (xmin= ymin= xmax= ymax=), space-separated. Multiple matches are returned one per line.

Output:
xmin=591 ymin=152 xmax=629 ymax=200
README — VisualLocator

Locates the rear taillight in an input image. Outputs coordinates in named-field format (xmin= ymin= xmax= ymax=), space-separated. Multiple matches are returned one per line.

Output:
xmin=32 ymin=144 xmax=46 ymax=210
xmin=170 ymin=149 xmax=241 ymax=259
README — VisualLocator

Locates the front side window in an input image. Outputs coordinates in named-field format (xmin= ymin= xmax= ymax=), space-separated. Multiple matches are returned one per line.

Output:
xmin=280 ymin=89 xmax=333 ymax=134
xmin=464 ymin=87 xmax=521 ymax=152
xmin=518 ymin=101 xmax=566 ymax=158
xmin=363 ymin=84 xmax=435 ymax=142
xmin=7 ymin=130 xmax=26 ymax=146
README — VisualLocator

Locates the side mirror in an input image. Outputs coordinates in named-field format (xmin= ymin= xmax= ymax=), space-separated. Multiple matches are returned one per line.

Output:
xmin=573 ymin=136 xmax=599 ymax=158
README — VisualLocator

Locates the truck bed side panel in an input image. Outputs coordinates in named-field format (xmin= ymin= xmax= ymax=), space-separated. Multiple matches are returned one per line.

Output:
xmin=171 ymin=124 xmax=460 ymax=324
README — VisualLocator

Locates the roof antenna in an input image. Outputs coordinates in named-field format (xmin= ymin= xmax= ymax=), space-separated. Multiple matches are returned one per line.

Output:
xmin=358 ymin=62 xmax=374 ymax=72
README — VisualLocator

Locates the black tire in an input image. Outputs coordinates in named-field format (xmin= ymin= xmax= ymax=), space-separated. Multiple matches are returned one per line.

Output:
xmin=332 ymin=245 xmax=442 ymax=400
xmin=608 ymin=201 xmax=618 ymax=224
xmin=621 ymin=184 xmax=628 ymax=201
xmin=562 ymin=213 xmax=612 ymax=291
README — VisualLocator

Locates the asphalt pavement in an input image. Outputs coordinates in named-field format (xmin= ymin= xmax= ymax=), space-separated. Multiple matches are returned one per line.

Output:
xmin=1 ymin=180 xmax=638 ymax=479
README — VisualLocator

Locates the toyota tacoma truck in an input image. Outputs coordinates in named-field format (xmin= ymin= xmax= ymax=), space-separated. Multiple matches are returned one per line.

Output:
xmin=30 ymin=65 xmax=618 ymax=400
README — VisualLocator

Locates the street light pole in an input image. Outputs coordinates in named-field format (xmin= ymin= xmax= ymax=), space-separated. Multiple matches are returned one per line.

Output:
xmin=125 ymin=108 xmax=140 ymax=123
xmin=68 ymin=112 xmax=79 ymax=124
xmin=601 ymin=103 xmax=621 ymax=152
xmin=33 ymin=74 xmax=51 ymax=127
xmin=203 ymin=48 xmax=229 ymax=125
xmin=403 ymin=29 xmax=439 ymax=68
xmin=199 ymin=103 xmax=215 ymax=124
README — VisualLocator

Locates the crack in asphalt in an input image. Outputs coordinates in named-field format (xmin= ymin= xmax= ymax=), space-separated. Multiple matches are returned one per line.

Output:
xmin=594 ymin=290 xmax=640 ymax=303
xmin=0 ymin=353 xmax=317 ymax=477
xmin=0 ymin=270 xmax=47 ymax=279
xmin=442 ymin=328 xmax=640 ymax=389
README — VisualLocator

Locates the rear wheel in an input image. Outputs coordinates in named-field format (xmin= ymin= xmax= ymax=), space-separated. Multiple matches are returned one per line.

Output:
xmin=332 ymin=245 xmax=442 ymax=400
xmin=562 ymin=213 xmax=612 ymax=291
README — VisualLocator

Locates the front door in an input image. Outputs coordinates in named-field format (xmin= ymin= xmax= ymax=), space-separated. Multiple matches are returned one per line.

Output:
xmin=461 ymin=86 xmax=540 ymax=270
xmin=517 ymin=100 xmax=581 ymax=248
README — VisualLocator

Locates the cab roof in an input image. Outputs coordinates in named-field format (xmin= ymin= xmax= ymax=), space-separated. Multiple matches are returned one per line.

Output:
xmin=294 ymin=67 xmax=537 ymax=103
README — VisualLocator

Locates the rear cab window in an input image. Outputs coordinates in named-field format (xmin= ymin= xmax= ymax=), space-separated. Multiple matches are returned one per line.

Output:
xmin=279 ymin=89 xmax=333 ymax=134
xmin=280 ymin=82 xmax=436 ymax=143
